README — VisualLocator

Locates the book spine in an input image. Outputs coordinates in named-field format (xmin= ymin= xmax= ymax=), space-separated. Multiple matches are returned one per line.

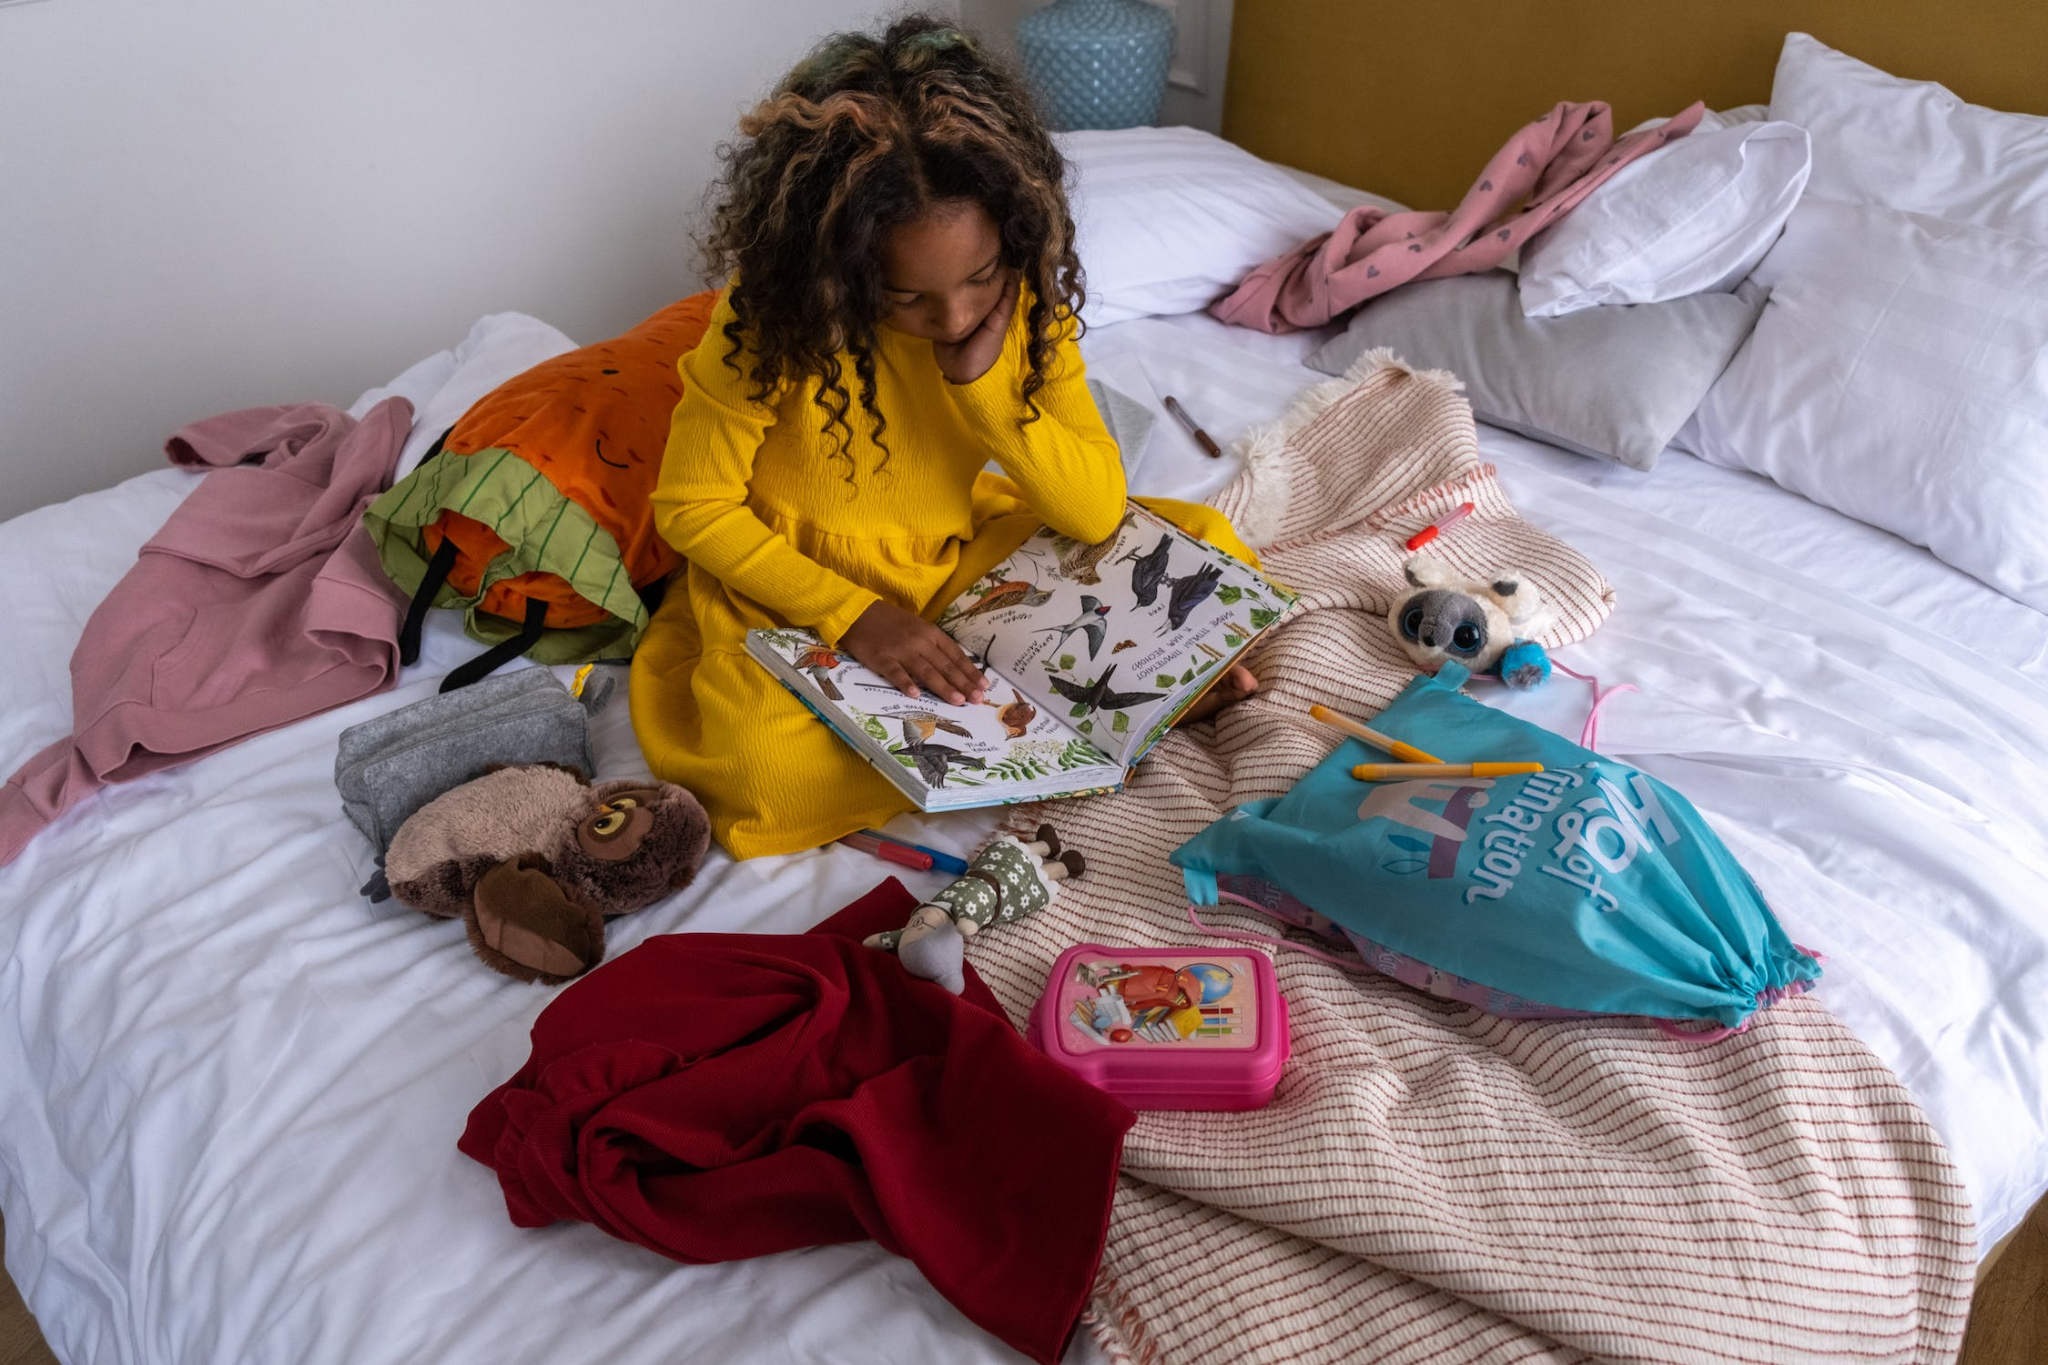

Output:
xmin=773 ymin=679 xmax=931 ymax=811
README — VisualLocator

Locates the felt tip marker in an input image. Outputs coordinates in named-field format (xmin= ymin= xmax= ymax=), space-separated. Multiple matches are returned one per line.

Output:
xmin=1308 ymin=703 xmax=1444 ymax=764
xmin=1351 ymin=761 xmax=1545 ymax=780
xmin=838 ymin=831 xmax=933 ymax=871
xmin=1405 ymin=502 xmax=1475 ymax=551
xmin=859 ymin=830 xmax=970 ymax=876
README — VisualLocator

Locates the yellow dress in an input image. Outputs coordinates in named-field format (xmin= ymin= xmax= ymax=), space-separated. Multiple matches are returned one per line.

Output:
xmin=630 ymin=289 xmax=1254 ymax=858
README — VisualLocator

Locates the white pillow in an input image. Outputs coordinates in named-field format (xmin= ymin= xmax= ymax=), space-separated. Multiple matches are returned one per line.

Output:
xmin=1707 ymin=104 xmax=1768 ymax=128
xmin=1516 ymin=120 xmax=1811 ymax=317
xmin=1771 ymin=31 xmax=2048 ymax=236
xmin=1685 ymin=34 xmax=2048 ymax=609
xmin=1687 ymin=196 xmax=2048 ymax=611
xmin=1058 ymin=126 xmax=1343 ymax=326
xmin=1621 ymin=104 xmax=1765 ymax=137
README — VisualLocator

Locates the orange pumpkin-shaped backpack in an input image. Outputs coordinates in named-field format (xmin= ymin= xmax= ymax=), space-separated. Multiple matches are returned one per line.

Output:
xmin=363 ymin=292 xmax=715 ymax=690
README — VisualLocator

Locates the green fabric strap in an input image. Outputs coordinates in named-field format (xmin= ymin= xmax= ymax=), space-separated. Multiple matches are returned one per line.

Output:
xmin=361 ymin=447 xmax=648 ymax=664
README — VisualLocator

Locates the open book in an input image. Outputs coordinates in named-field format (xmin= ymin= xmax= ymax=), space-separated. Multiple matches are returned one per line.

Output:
xmin=746 ymin=502 xmax=1296 ymax=811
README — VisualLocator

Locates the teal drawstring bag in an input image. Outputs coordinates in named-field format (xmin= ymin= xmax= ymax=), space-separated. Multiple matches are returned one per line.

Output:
xmin=1171 ymin=663 xmax=1820 ymax=1037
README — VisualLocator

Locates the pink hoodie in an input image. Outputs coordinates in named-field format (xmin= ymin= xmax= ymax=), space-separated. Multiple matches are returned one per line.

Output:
xmin=0 ymin=400 xmax=411 ymax=866
xmin=1211 ymin=100 xmax=1707 ymax=333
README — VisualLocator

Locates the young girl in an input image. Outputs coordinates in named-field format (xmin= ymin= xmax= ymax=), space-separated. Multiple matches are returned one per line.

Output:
xmin=631 ymin=14 xmax=1257 ymax=859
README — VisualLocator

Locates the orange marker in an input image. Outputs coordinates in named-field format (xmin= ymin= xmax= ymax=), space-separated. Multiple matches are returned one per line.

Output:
xmin=1351 ymin=761 xmax=1544 ymax=780
xmin=1405 ymin=502 xmax=1474 ymax=551
xmin=1308 ymin=703 xmax=1443 ymax=764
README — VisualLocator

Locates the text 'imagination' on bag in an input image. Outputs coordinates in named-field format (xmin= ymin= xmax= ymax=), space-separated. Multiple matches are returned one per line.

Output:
xmin=1171 ymin=662 xmax=1820 ymax=1039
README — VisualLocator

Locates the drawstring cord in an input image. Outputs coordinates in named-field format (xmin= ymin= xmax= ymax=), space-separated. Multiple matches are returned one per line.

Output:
xmin=1469 ymin=654 xmax=1637 ymax=751
xmin=1193 ymin=899 xmax=1824 ymax=1045
xmin=1546 ymin=659 xmax=1638 ymax=752
xmin=1186 ymin=900 xmax=1377 ymax=975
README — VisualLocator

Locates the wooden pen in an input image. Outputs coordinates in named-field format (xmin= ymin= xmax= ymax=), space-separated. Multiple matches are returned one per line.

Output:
xmin=1163 ymin=395 xmax=1223 ymax=459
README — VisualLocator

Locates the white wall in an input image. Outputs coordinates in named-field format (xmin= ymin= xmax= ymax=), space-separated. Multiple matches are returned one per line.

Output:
xmin=0 ymin=0 xmax=931 ymax=521
xmin=958 ymin=0 xmax=1232 ymax=132
xmin=959 ymin=0 xmax=1043 ymax=52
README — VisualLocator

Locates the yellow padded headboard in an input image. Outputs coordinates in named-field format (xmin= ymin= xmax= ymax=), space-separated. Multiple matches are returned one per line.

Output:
xmin=1223 ymin=0 xmax=2047 ymax=208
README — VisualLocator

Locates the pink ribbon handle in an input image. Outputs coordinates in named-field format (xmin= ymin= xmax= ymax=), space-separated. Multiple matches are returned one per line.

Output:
xmin=1545 ymin=659 xmax=1637 ymax=752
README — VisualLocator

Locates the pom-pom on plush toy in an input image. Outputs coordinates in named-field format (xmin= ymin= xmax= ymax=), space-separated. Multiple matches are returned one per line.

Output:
xmin=1389 ymin=553 xmax=1555 ymax=689
xmin=368 ymin=764 xmax=710 ymax=984
xmin=864 ymin=824 xmax=1085 ymax=994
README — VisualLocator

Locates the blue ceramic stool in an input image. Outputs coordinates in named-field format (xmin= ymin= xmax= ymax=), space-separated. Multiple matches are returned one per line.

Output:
xmin=1017 ymin=0 xmax=1175 ymax=132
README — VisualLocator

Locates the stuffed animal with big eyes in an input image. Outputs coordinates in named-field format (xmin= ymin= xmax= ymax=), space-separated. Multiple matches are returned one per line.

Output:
xmin=1388 ymin=553 xmax=1555 ymax=689
xmin=369 ymin=764 xmax=710 ymax=984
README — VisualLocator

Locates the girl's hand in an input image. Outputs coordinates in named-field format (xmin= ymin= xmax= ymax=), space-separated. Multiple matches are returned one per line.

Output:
xmin=840 ymin=600 xmax=988 ymax=706
xmin=933 ymin=272 xmax=1018 ymax=386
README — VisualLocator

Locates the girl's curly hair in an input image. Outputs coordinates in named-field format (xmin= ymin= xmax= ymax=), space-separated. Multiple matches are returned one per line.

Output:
xmin=700 ymin=14 xmax=1084 ymax=485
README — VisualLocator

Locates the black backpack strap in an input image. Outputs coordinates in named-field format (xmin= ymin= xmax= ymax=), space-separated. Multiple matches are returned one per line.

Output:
xmin=394 ymin=429 xmax=458 ymax=667
xmin=439 ymin=597 xmax=550 ymax=693
xmin=398 ymin=537 xmax=458 ymax=667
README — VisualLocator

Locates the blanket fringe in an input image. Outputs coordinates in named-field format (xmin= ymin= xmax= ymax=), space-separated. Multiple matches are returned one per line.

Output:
xmin=1081 ymin=1305 xmax=1140 ymax=1365
xmin=1229 ymin=347 xmax=1464 ymax=548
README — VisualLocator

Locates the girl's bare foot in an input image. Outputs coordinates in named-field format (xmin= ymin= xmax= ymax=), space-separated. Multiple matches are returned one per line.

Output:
xmin=1177 ymin=664 xmax=1258 ymax=726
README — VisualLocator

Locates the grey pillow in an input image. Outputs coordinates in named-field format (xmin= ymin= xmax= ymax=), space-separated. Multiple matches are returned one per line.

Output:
xmin=1303 ymin=272 xmax=1764 ymax=471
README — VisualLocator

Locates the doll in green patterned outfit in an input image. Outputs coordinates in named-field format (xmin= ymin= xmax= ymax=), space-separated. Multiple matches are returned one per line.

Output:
xmin=864 ymin=825 xmax=1085 ymax=993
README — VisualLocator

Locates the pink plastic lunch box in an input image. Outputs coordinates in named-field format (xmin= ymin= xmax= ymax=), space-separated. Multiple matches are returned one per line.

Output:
xmin=1026 ymin=944 xmax=1289 ymax=1111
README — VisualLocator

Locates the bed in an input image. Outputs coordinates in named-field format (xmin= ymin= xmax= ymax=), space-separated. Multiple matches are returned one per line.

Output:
xmin=7 ymin=24 xmax=2048 ymax=1365
xmin=6 ymin=292 xmax=2045 ymax=1363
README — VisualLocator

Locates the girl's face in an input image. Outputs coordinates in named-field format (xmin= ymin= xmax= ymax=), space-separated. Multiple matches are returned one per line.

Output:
xmin=878 ymin=199 xmax=1009 ymax=345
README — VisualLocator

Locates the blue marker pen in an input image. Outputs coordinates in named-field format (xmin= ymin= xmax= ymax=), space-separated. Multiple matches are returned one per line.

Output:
xmin=862 ymin=829 xmax=969 ymax=876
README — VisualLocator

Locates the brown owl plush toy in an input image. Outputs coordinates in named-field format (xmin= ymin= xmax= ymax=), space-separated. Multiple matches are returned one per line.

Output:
xmin=369 ymin=765 xmax=710 ymax=984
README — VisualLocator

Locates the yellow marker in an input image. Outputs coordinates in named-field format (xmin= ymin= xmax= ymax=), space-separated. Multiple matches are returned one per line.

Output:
xmin=1307 ymin=703 xmax=1443 ymax=764
xmin=1351 ymin=762 xmax=1545 ymax=780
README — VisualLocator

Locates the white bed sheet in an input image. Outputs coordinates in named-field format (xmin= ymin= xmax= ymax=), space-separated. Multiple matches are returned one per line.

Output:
xmin=0 ymin=320 xmax=1055 ymax=1365
xmin=5 ymin=297 xmax=2046 ymax=1365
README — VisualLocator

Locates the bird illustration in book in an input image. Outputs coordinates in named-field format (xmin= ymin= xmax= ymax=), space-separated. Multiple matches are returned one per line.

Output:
xmin=793 ymin=644 xmax=844 ymax=700
xmin=893 ymin=717 xmax=987 ymax=788
xmin=1116 ymin=533 xmax=1173 ymax=607
xmin=1046 ymin=664 xmax=1166 ymax=717
xmin=1037 ymin=595 xmax=1112 ymax=659
xmin=1055 ymin=511 xmax=1138 ymax=585
xmin=984 ymin=689 xmax=1038 ymax=738
xmin=900 ymin=710 xmax=974 ymax=742
xmin=953 ymin=572 xmax=1054 ymax=621
xmin=1161 ymin=562 xmax=1224 ymax=633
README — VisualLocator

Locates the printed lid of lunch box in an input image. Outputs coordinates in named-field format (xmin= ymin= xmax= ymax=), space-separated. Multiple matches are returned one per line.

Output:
xmin=1049 ymin=948 xmax=1263 ymax=1053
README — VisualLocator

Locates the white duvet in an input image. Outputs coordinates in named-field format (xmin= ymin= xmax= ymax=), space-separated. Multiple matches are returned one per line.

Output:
xmin=3 ymin=300 xmax=2044 ymax=1365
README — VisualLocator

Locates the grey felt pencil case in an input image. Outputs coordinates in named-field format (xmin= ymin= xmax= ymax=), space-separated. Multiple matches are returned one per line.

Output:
xmin=335 ymin=665 xmax=606 ymax=854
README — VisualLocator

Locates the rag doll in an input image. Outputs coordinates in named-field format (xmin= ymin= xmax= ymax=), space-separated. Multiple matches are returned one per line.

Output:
xmin=368 ymin=764 xmax=710 ymax=984
xmin=1388 ymin=553 xmax=1554 ymax=689
xmin=864 ymin=825 xmax=1084 ymax=994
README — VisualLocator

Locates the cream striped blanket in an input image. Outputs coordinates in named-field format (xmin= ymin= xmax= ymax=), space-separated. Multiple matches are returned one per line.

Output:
xmin=967 ymin=351 xmax=1975 ymax=1365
